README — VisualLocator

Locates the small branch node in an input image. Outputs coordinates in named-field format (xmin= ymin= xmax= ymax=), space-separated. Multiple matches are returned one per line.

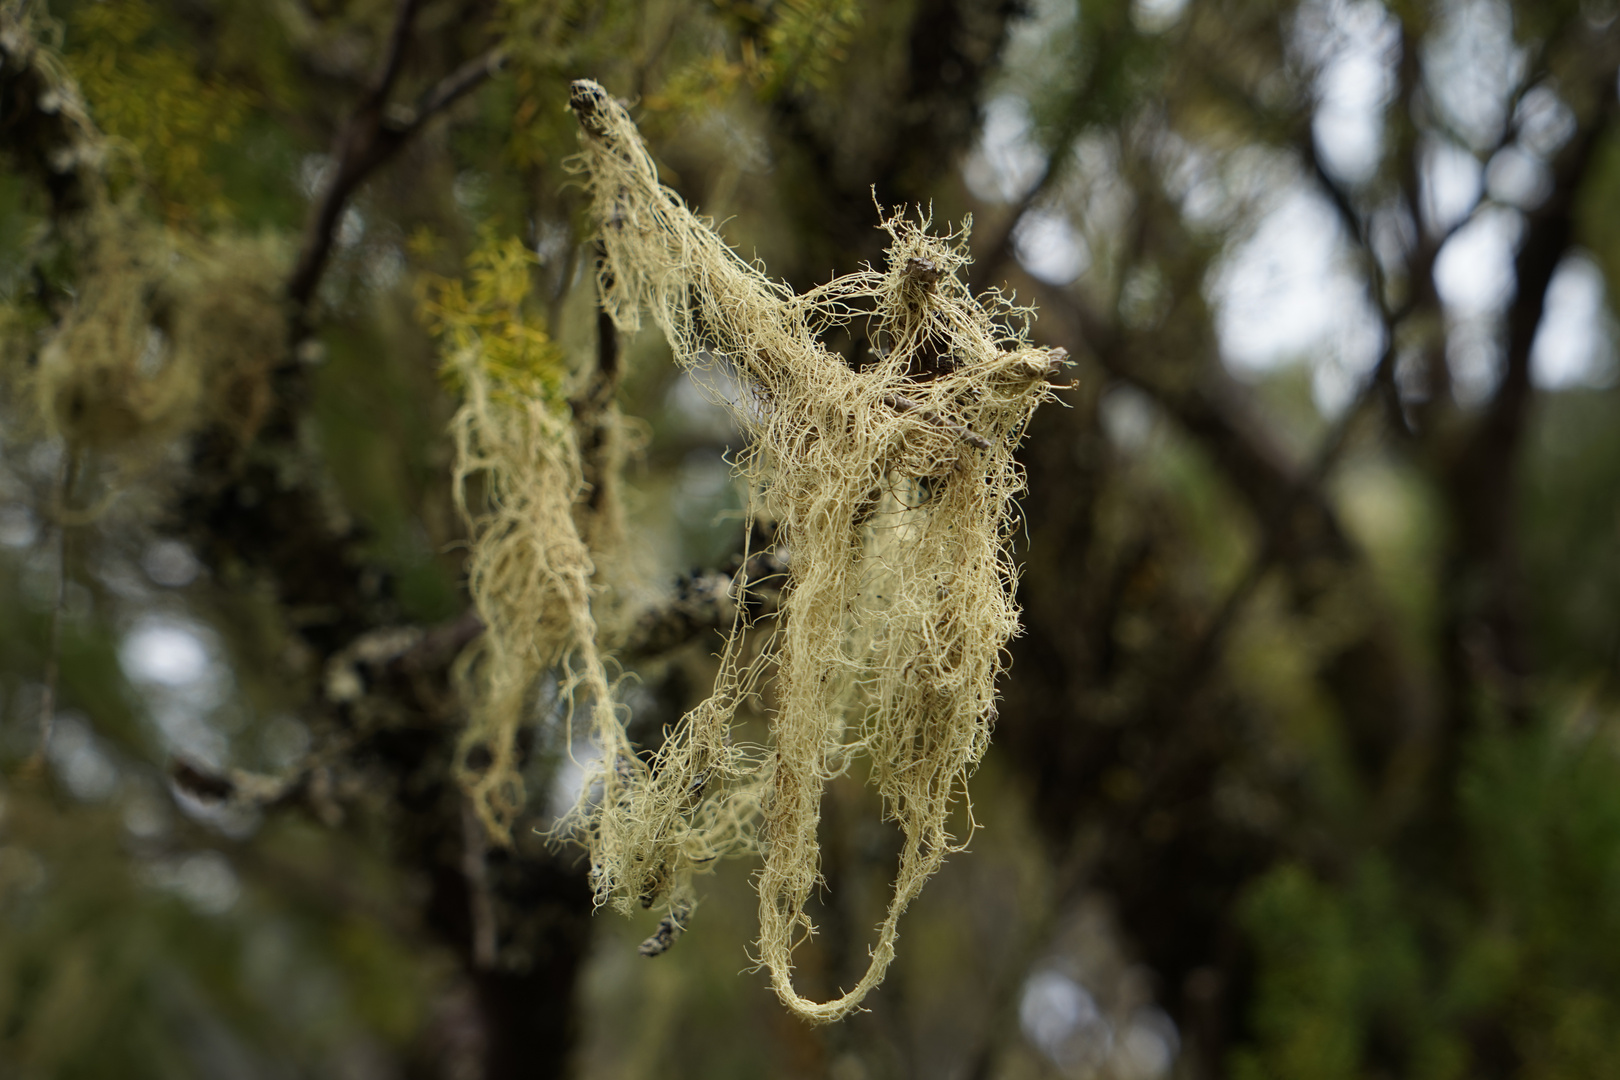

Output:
xmin=883 ymin=393 xmax=993 ymax=450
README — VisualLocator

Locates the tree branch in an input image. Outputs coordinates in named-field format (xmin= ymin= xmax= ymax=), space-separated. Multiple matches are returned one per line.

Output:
xmin=406 ymin=48 xmax=511 ymax=136
xmin=1027 ymin=279 xmax=1353 ymax=561
xmin=571 ymin=254 xmax=625 ymax=524
xmin=286 ymin=0 xmax=506 ymax=312
xmin=1488 ymin=89 xmax=1615 ymax=455
xmin=372 ymin=0 xmax=422 ymax=105
xmin=0 ymin=9 xmax=100 ymax=216
xmin=1179 ymin=358 xmax=1387 ymax=691
xmin=1436 ymin=57 xmax=1619 ymax=734
xmin=883 ymin=392 xmax=994 ymax=449
xmin=968 ymin=102 xmax=1089 ymax=297
xmin=622 ymin=542 xmax=788 ymax=659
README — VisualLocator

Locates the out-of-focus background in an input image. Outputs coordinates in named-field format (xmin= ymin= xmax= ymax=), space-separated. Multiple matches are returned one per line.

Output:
xmin=1 ymin=0 xmax=1619 ymax=1076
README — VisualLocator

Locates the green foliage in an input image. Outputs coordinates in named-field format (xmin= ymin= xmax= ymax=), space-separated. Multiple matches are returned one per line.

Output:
xmin=420 ymin=230 xmax=566 ymax=404
xmin=1236 ymin=722 xmax=1620 ymax=1080
xmin=1463 ymin=726 xmax=1620 ymax=1078
xmin=1233 ymin=864 xmax=1362 ymax=1080
xmin=1520 ymin=389 xmax=1620 ymax=678
xmin=646 ymin=0 xmax=863 ymax=110
xmin=746 ymin=0 xmax=863 ymax=96
xmin=0 ymin=789 xmax=442 ymax=1079
xmin=64 ymin=0 xmax=253 ymax=221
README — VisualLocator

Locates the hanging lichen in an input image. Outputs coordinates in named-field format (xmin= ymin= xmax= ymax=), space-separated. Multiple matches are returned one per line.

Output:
xmin=2 ymin=6 xmax=286 ymax=462
xmin=422 ymin=231 xmax=630 ymax=842
xmin=565 ymin=80 xmax=1068 ymax=1022
xmin=36 ymin=217 xmax=288 ymax=456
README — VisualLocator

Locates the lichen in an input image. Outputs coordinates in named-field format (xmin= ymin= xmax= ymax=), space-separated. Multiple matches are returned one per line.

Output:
xmin=37 ymin=214 xmax=287 ymax=459
xmin=565 ymin=80 xmax=1066 ymax=1022
xmin=423 ymin=232 xmax=625 ymax=842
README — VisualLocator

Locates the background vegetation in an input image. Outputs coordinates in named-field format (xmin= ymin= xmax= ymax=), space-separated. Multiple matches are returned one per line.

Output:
xmin=1 ymin=0 xmax=1618 ymax=1076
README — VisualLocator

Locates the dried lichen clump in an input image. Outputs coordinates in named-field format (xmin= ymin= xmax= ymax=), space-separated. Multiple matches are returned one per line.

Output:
xmin=566 ymin=80 xmax=1067 ymax=1022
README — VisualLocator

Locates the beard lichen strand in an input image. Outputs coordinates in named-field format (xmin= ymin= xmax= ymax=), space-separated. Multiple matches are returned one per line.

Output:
xmin=444 ymin=317 xmax=635 ymax=846
xmin=566 ymin=79 xmax=1064 ymax=1021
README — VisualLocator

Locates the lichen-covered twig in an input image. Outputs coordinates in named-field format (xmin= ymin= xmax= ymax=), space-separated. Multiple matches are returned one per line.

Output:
xmin=622 ymin=544 xmax=788 ymax=658
xmin=637 ymin=901 xmax=692 ymax=957
xmin=881 ymin=393 xmax=992 ymax=450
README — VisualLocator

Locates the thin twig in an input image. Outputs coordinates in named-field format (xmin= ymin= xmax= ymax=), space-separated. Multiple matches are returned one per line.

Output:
xmin=288 ymin=0 xmax=422 ymax=309
xmin=969 ymin=155 xmax=1069 ymax=297
xmin=462 ymin=797 xmax=499 ymax=970
xmin=638 ymin=901 xmax=692 ymax=957
xmin=287 ymin=0 xmax=506 ymax=311
xmin=882 ymin=393 xmax=992 ymax=450
xmin=621 ymin=543 xmax=788 ymax=658
xmin=410 ymin=48 xmax=508 ymax=127
xmin=27 ymin=445 xmax=80 ymax=776
xmin=571 ymin=250 xmax=625 ymax=521
xmin=966 ymin=36 xmax=1101 ymax=297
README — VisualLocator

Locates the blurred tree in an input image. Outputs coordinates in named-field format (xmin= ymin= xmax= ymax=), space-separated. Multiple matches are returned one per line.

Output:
xmin=1 ymin=0 xmax=1618 ymax=1078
